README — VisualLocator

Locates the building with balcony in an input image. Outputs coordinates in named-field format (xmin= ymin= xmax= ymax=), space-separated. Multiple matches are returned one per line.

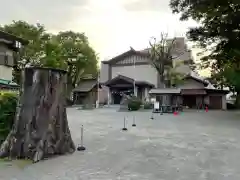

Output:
xmin=0 ymin=31 xmax=28 ymax=90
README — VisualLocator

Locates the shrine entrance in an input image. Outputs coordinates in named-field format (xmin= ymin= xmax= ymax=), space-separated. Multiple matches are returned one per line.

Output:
xmin=111 ymin=88 xmax=134 ymax=104
xmin=104 ymin=75 xmax=154 ymax=104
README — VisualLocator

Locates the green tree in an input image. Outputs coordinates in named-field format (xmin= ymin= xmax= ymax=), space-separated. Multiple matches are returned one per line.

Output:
xmin=1 ymin=22 xmax=98 ymax=96
xmin=210 ymin=64 xmax=240 ymax=106
xmin=40 ymin=39 xmax=67 ymax=69
xmin=165 ymin=61 xmax=185 ymax=87
xmin=0 ymin=21 xmax=50 ymax=84
xmin=170 ymin=0 xmax=240 ymax=107
xmin=55 ymin=31 xmax=98 ymax=95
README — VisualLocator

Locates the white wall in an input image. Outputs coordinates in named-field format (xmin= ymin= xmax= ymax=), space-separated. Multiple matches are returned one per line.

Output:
xmin=99 ymin=85 xmax=109 ymax=104
xmin=100 ymin=63 xmax=109 ymax=83
xmin=0 ymin=66 xmax=12 ymax=81
xmin=112 ymin=64 xmax=158 ymax=87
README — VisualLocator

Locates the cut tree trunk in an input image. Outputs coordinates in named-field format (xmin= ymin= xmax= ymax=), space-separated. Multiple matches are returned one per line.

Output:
xmin=0 ymin=67 xmax=76 ymax=163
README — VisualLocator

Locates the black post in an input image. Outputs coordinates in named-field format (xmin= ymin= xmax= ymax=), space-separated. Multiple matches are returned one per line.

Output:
xmin=132 ymin=116 xmax=136 ymax=127
xmin=77 ymin=125 xmax=86 ymax=151
xmin=150 ymin=112 xmax=154 ymax=120
xmin=122 ymin=117 xmax=128 ymax=131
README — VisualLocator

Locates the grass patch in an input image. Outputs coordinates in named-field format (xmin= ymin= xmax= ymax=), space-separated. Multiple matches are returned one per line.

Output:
xmin=0 ymin=158 xmax=32 ymax=169
xmin=13 ymin=159 xmax=32 ymax=169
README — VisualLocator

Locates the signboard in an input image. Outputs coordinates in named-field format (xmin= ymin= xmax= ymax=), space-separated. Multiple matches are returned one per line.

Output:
xmin=154 ymin=101 xmax=159 ymax=110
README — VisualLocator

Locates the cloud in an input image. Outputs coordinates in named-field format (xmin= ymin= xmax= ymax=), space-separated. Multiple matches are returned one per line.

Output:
xmin=0 ymin=0 xmax=199 ymax=60
xmin=123 ymin=0 xmax=171 ymax=12
xmin=0 ymin=0 xmax=89 ymax=31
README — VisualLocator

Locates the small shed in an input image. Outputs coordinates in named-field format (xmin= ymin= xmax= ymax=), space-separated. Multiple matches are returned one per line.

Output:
xmin=72 ymin=79 xmax=101 ymax=105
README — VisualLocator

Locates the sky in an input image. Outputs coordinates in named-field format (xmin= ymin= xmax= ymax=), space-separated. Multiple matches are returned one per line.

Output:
xmin=1 ymin=0 xmax=208 ymax=75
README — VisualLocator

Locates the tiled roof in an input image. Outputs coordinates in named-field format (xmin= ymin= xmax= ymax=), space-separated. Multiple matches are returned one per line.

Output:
xmin=0 ymin=79 xmax=18 ymax=86
xmin=104 ymin=75 xmax=154 ymax=87
xmin=72 ymin=80 xmax=99 ymax=92
xmin=0 ymin=30 xmax=28 ymax=45
xmin=185 ymin=72 xmax=208 ymax=86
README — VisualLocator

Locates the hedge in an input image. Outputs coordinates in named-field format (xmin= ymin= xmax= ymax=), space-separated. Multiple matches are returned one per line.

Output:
xmin=128 ymin=96 xmax=142 ymax=111
xmin=143 ymin=102 xmax=153 ymax=109
xmin=0 ymin=91 xmax=18 ymax=144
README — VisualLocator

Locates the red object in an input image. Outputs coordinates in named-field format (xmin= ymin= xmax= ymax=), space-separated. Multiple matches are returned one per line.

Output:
xmin=173 ymin=111 xmax=178 ymax=116
xmin=205 ymin=107 xmax=208 ymax=112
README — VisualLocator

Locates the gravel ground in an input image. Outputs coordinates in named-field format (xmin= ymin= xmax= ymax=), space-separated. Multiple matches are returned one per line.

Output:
xmin=1 ymin=108 xmax=240 ymax=180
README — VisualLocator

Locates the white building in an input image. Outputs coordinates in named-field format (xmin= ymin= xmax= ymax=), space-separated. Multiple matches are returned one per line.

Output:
xmin=99 ymin=37 xmax=228 ymax=109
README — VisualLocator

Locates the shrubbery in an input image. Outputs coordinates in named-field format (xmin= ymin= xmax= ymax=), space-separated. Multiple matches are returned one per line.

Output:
xmin=128 ymin=96 xmax=142 ymax=111
xmin=0 ymin=91 xmax=18 ymax=144
xmin=143 ymin=102 xmax=153 ymax=109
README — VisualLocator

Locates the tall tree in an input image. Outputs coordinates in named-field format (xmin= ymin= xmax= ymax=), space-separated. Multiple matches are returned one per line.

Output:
xmin=55 ymin=31 xmax=98 ymax=96
xmin=148 ymin=33 xmax=175 ymax=88
xmin=148 ymin=33 xmax=187 ymax=88
xmin=148 ymin=33 xmax=187 ymax=105
xmin=165 ymin=61 xmax=185 ymax=87
xmin=170 ymin=0 xmax=240 ymax=107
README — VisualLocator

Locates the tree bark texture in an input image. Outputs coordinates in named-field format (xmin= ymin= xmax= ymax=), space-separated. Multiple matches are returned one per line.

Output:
xmin=0 ymin=67 xmax=75 ymax=162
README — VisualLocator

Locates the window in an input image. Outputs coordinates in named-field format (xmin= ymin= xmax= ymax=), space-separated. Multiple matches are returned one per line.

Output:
xmin=15 ymin=41 xmax=22 ymax=49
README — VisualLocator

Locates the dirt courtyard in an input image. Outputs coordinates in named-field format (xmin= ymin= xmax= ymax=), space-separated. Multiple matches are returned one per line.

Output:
xmin=1 ymin=108 xmax=240 ymax=180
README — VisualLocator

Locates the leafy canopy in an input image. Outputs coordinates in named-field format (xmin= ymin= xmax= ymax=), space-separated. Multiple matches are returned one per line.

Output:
xmin=0 ymin=21 xmax=98 ymax=92
xmin=170 ymin=0 xmax=240 ymax=107
xmin=170 ymin=0 xmax=240 ymax=68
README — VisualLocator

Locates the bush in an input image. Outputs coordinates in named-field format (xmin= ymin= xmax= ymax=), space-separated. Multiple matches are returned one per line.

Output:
xmin=0 ymin=91 xmax=18 ymax=144
xmin=143 ymin=102 xmax=153 ymax=109
xmin=227 ymin=103 xmax=237 ymax=110
xmin=128 ymin=96 xmax=142 ymax=111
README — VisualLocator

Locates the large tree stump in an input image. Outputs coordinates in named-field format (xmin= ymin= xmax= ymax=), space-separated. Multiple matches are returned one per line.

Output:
xmin=0 ymin=67 xmax=75 ymax=163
